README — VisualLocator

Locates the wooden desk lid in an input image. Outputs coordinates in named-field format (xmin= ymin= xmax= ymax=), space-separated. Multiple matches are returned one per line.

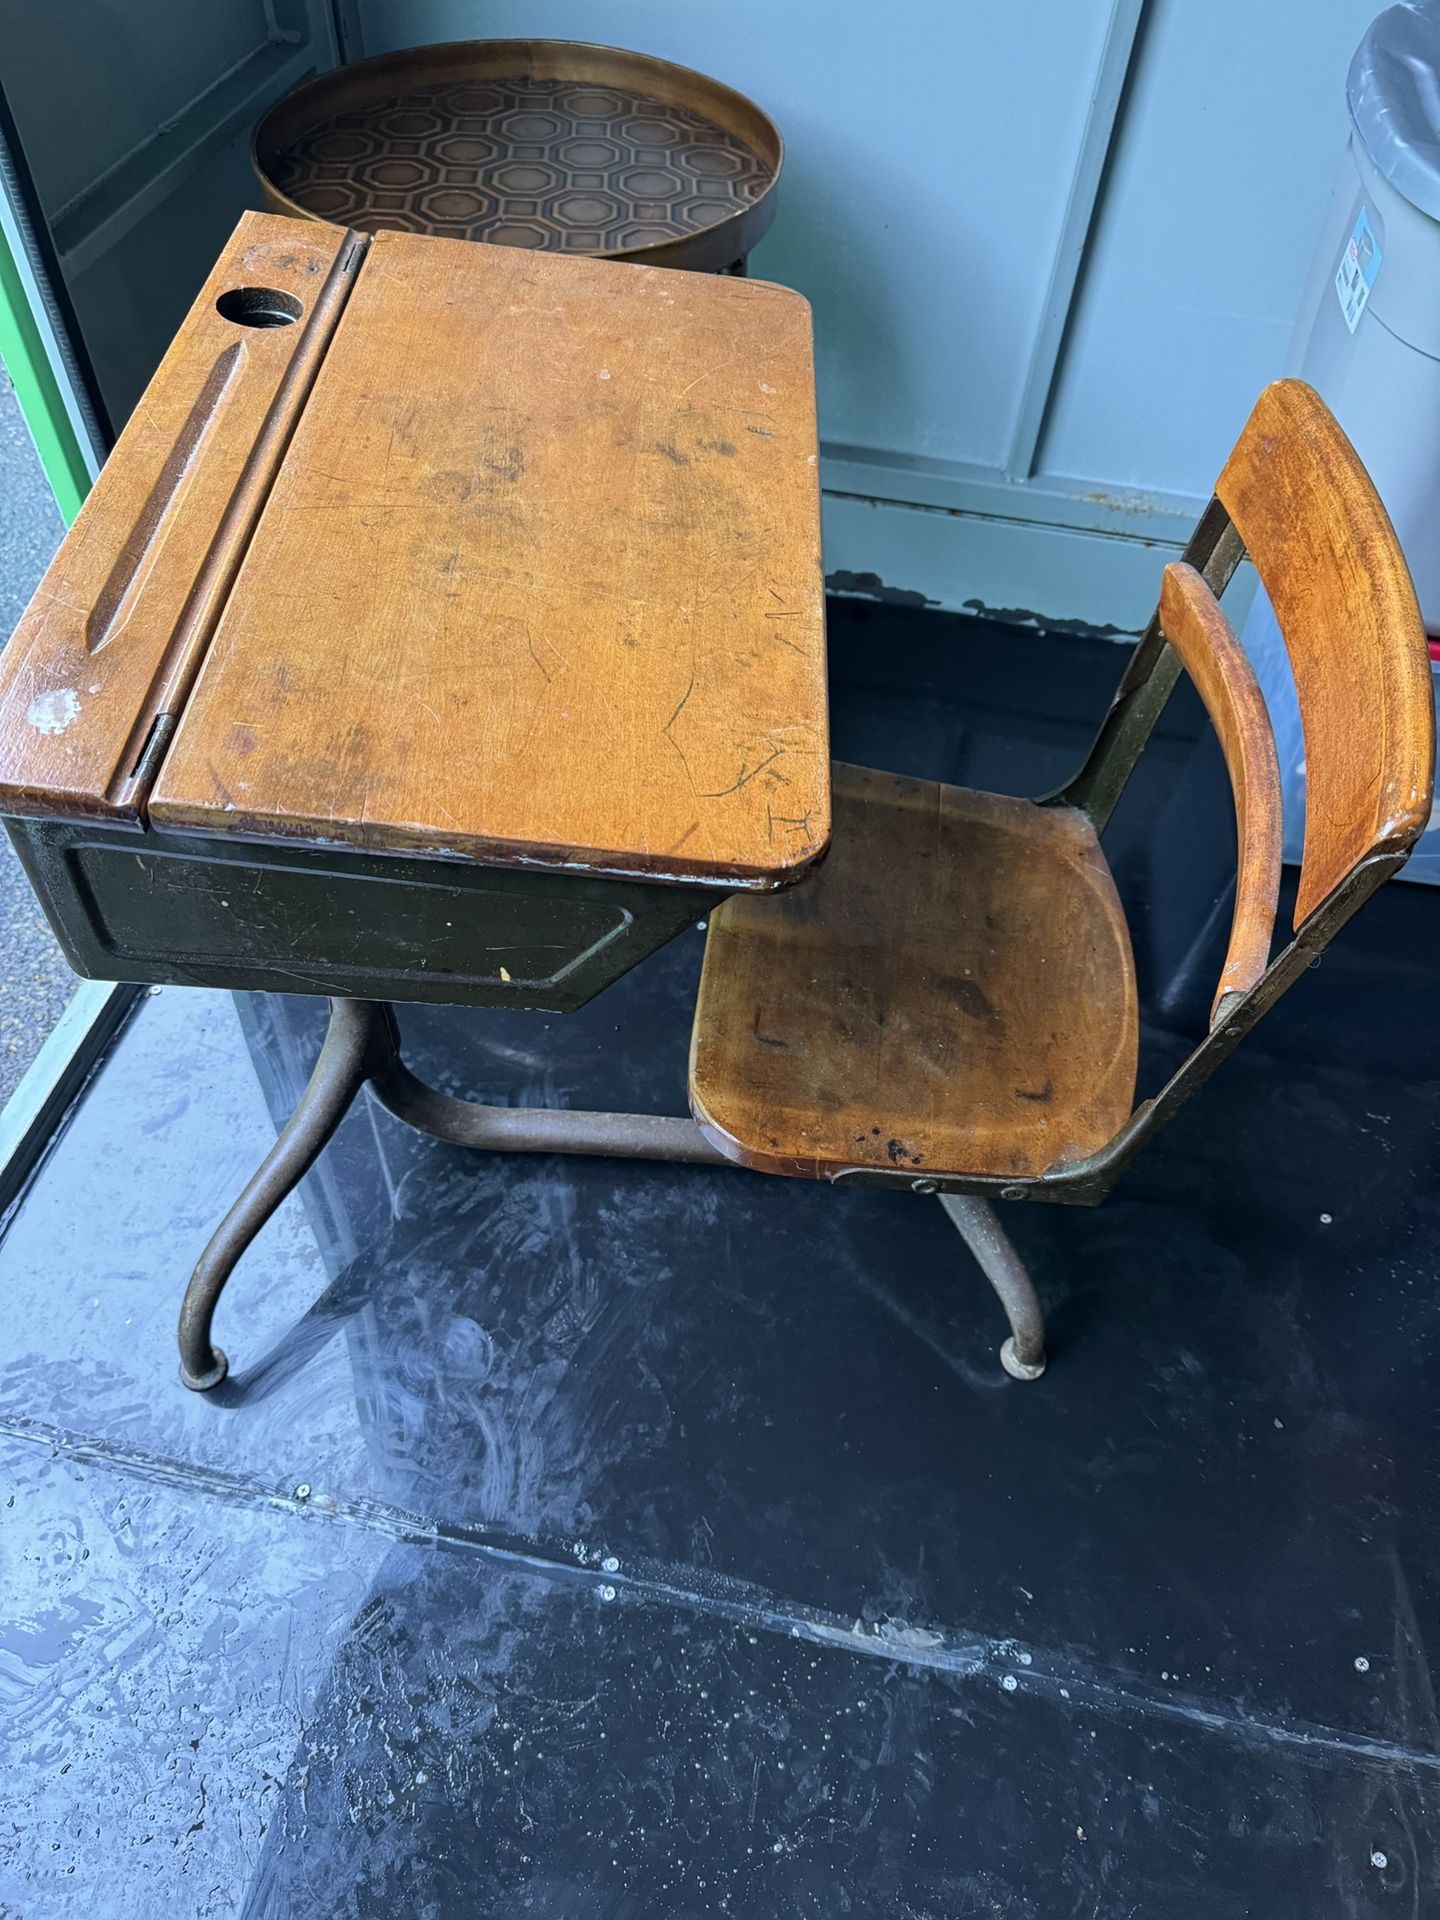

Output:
xmin=0 ymin=212 xmax=828 ymax=889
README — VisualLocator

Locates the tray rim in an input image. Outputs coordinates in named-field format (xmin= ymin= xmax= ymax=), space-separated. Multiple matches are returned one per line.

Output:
xmin=252 ymin=36 xmax=784 ymax=271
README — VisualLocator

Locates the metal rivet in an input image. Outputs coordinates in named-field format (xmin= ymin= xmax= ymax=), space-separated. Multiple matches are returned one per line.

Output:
xmin=911 ymin=1178 xmax=939 ymax=1195
xmin=1001 ymin=1185 xmax=1027 ymax=1201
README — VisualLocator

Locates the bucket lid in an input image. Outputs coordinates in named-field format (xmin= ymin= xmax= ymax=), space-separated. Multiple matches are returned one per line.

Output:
xmin=1349 ymin=2 xmax=1440 ymax=218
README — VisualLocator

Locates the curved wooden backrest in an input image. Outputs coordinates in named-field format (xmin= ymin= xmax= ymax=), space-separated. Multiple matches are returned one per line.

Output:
xmin=1215 ymin=381 xmax=1434 ymax=927
xmin=1158 ymin=562 xmax=1282 ymax=1024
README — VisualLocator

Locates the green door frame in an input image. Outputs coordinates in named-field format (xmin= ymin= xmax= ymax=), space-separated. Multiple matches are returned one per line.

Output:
xmin=0 ymin=213 xmax=92 ymax=524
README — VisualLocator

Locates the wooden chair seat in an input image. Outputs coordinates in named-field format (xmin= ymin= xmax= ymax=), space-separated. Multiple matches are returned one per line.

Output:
xmin=688 ymin=763 xmax=1139 ymax=1181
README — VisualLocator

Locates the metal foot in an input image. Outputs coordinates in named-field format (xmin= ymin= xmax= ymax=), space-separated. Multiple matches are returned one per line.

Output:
xmin=178 ymin=999 xmax=395 ymax=1391
xmin=937 ymin=1194 xmax=1048 ymax=1381
xmin=999 ymin=1335 xmax=1047 ymax=1383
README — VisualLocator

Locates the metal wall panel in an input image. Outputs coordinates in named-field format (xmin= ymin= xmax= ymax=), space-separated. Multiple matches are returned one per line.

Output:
xmin=1036 ymin=0 xmax=1380 ymax=500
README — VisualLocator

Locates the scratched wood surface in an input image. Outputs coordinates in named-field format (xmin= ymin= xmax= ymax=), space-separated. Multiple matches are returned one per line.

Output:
xmin=1216 ymin=379 xmax=1433 ymax=927
xmin=1157 ymin=561 xmax=1282 ymax=1024
xmin=688 ymin=764 xmax=1138 ymax=1181
xmin=149 ymin=228 xmax=828 ymax=888
xmin=0 ymin=213 xmax=360 ymax=823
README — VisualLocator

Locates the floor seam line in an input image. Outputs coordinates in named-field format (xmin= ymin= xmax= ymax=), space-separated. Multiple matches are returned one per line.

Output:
xmin=5 ymin=1410 xmax=1435 ymax=1779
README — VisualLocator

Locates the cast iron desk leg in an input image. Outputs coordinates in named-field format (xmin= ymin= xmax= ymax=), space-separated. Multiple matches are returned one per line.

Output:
xmin=177 ymin=996 xmax=729 ymax=1390
xmin=177 ymin=998 xmax=393 ymax=1390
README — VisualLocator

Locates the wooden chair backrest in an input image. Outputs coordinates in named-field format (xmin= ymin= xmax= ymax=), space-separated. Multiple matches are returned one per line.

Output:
xmin=1040 ymin=382 xmax=1433 ymax=1196
xmin=1214 ymin=381 xmax=1433 ymax=927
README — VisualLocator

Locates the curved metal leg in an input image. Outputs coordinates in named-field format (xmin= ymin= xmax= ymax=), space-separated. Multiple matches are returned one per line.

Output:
xmin=937 ymin=1194 xmax=1047 ymax=1381
xmin=178 ymin=999 xmax=395 ymax=1391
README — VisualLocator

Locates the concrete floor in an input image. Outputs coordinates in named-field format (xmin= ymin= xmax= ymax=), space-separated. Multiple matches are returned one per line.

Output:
xmin=0 ymin=371 xmax=75 ymax=1102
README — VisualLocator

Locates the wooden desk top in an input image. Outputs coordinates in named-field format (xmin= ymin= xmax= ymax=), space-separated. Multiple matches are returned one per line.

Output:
xmin=0 ymin=212 xmax=828 ymax=889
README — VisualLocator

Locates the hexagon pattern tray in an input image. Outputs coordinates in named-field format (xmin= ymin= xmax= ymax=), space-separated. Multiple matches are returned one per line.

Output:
xmin=255 ymin=43 xmax=781 ymax=266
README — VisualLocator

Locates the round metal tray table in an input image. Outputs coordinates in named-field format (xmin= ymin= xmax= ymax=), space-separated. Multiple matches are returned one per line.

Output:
xmin=253 ymin=39 xmax=782 ymax=273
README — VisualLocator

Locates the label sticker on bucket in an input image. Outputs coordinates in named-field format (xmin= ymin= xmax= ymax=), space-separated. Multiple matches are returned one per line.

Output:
xmin=1336 ymin=206 xmax=1381 ymax=333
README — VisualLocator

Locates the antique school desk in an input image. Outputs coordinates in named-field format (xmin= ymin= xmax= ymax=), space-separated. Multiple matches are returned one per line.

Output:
xmin=0 ymin=211 xmax=827 ymax=1388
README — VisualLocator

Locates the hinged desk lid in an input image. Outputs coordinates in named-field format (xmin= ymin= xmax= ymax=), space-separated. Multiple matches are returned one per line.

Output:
xmin=0 ymin=212 xmax=828 ymax=890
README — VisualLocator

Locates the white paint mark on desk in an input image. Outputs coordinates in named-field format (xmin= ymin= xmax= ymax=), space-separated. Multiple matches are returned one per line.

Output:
xmin=27 ymin=688 xmax=79 ymax=735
